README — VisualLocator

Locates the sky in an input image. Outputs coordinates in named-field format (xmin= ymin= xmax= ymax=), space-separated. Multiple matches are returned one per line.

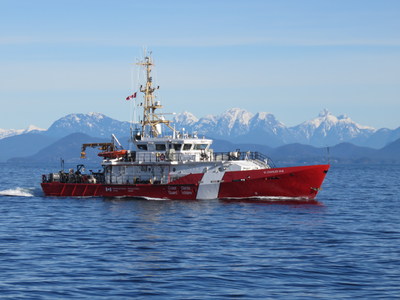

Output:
xmin=1 ymin=0 xmax=400 ymax=130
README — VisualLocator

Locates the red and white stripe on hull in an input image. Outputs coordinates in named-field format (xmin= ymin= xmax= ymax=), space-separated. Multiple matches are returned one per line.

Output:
xmin=41 ymin=164 xmax=329 ymax=200
xmin=196 ymin=168 xmax=226 ymax=199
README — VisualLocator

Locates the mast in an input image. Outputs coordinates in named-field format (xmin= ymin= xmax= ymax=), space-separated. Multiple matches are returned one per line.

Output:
xmin=137 ymin=53 xmax=173 ymax=138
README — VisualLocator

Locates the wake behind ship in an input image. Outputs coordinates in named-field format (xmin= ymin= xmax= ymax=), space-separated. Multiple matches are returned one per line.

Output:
xmin=41 ymin=53 xmax=329 ymax=200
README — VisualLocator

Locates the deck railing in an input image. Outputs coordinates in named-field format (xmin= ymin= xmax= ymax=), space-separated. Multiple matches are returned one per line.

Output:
xmin=116 ymin=150 xmax=275 ymax=167
xmin=212 ymin=151 xmax=275 ymax=167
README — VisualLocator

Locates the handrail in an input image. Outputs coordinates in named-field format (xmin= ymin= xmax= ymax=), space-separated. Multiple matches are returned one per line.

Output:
xmin=107 ymin=150 xmax=275 ymax=167
xmin=212 ymin=151 xmax=275 ymax=167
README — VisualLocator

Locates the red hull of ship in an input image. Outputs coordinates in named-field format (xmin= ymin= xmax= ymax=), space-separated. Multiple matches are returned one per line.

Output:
xmin=41 ymin=182 xmax=198 ymax=200
xmin=41 ymin=164 xmax=329 ymax=200
xmin=219 ymin=164 xmax=329 ymax=199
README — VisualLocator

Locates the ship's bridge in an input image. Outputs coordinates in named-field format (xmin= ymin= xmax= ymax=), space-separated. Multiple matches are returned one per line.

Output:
xmin=133 ymin=137 xmax=213 ymax=163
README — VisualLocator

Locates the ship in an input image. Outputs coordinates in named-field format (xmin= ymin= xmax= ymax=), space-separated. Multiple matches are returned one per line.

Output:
xmin=41 ymin=53 xmax=330 ymax=200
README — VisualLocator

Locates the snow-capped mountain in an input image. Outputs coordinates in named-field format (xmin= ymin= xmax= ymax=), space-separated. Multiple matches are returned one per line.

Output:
xmin=289 ymin=109 xmax=376 ymax=146
xmin=46 ymin=112 xmax=132 ymax=138
xmin=173 ymin=108 xmax=289 ymax=146
xmin=172 ymin=111 xmax=198 ymax=127
xmin=173 ymin=108 xmax=398 ymax=148
xmin=198 ymin=108 xmax=253 ymax=137
xmin=0 ymin=125 xmax=45 ymax=140
xmin=0 ymin=129 xmax=23 ymax=140
xmin=246 ymin=112 xmax=291 ymax=144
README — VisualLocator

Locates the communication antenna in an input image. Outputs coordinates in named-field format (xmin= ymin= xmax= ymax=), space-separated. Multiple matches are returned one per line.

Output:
xmin=136 ymin=51 xmax=175 ymax=137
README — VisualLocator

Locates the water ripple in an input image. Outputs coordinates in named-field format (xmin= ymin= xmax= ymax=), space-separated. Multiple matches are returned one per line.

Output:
xmin=0 ymin=164 xmax=399 ymax=299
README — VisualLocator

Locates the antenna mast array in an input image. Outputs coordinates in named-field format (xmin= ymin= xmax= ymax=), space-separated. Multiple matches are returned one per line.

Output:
xmin=137 ymin=53 xmax=173 ymax=137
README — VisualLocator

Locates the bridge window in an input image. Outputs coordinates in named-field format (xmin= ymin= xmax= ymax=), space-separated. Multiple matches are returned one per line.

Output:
xmin=183 ymin=144 xmax=192 ymax=150
xmin=173 ymin=144 xmax=182 ymax=151
xmin=156 ymin=144 xmax=166 ymax=151
xmin=194 ymin=144 xmax=208 ymax=150
xmin=137 ymin=144 xmax=147 ymax=150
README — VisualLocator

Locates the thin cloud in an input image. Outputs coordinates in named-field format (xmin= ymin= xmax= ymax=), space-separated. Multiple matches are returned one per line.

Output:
xmin=2 ymin=35 xmax=400 ymax=48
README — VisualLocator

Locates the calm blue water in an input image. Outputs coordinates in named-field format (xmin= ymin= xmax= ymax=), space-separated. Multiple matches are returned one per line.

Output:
xmin=0 ymin=163 xmax=399 ymax=299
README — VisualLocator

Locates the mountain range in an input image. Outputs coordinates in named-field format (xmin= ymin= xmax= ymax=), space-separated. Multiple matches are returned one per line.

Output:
xmin=1 ymin=109 xmax=399 ymax=163
xmin=172 ymin=108 xmax=399 ymax=148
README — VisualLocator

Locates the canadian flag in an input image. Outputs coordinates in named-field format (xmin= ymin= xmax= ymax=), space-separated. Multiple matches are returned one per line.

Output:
xmin=126 ymin=92 xmax=137 ymax=100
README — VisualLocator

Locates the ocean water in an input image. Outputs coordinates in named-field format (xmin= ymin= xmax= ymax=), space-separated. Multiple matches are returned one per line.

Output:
xmin=0 ymin=163 xmax=399 ymax=299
